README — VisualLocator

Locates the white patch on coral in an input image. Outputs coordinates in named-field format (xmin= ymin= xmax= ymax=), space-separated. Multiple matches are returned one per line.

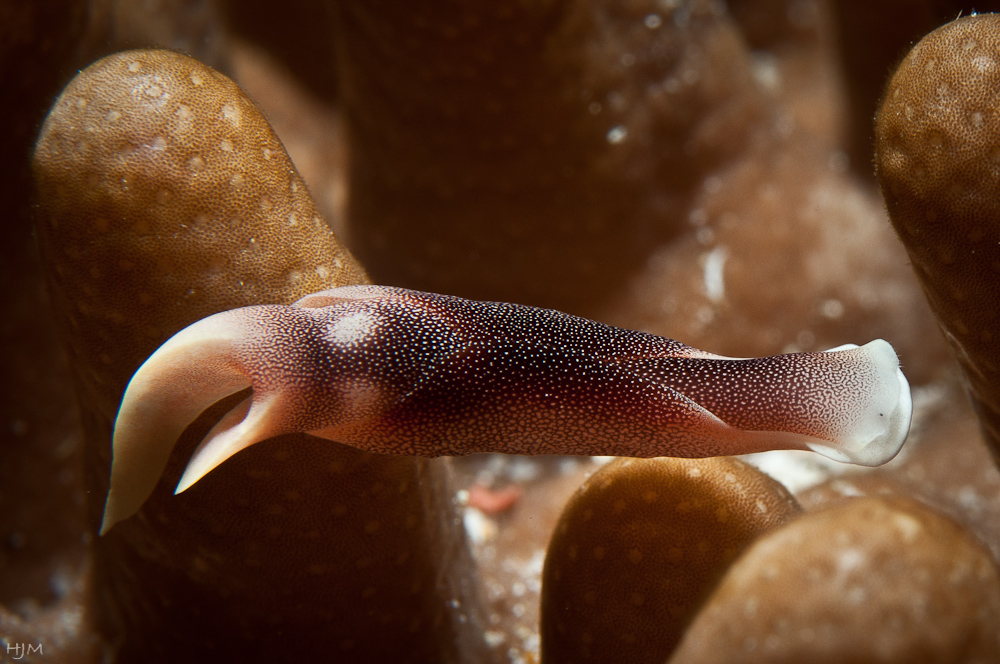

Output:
xmin=463 ymin=507 xmax=497 ymax=545
xmin=703 ymin=245 xmax=729 ymax=302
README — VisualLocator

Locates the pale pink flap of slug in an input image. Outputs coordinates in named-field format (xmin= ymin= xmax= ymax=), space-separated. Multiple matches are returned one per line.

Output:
xmin=808 ymin=340 xmax=912 ymax=466
xmin=292 ymin=284 xmax=398 ymax=309
xmin=101 ymin=286 xmax=913 ymax=533
xmin=100 ymin=311 xmax=253 ymax=534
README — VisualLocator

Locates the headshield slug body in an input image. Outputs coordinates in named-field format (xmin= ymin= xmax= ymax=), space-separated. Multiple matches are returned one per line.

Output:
xmin=102 ymin=285 xmax=912 ymax=532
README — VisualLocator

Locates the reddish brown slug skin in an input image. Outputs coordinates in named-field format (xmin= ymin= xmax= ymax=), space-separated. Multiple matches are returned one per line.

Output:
xmin=103 ymin=286 xmax=911 ymax=521
xmin=875 ymin=13 xmax=1000 ymax=464
xmin=539 ymin=457 xmax=801 ymax=664
xmin=334 ymin=0 xmax=767 ymax=315
xmin=33 ymin=49 xmax=493 ymax=663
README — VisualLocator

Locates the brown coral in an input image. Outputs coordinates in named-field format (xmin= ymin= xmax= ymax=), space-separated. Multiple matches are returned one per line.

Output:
xmin=6 ymin=1 xmax=1000 ymax=662
xmin=876 ymin=13 xmax=1000 ymax=464
xmin=335 ymin=0 xmax=766 ymax=315
xmin=670 ymin=497 xmax=1000 ymax=663
xmin=540 ymin=456 xmax=801 ymax=663
xmin=32 ymin=49 xmax=490 ymax=663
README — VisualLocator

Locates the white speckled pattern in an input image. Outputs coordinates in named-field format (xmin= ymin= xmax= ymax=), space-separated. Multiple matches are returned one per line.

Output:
xmin=102 ymin=285 xmax=912 ymax=533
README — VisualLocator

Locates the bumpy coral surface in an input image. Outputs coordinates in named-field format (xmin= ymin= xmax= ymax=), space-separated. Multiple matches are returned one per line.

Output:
xmin=876 ymin=13 xmax=1000 ymax=465
xmin=32 ymin=49 xmax=491 ymax=664
xmin=671 ymin=497 xmax=1000 ymax=663
xmin=5 ymin=1 xmax=1000 ymax=663
xmin=541 ymin=456 xmax=801 ymax=663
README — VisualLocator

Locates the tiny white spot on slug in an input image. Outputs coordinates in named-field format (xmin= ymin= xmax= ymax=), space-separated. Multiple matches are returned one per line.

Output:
xmin=329 ymin=311 xmax=377 ymax=346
